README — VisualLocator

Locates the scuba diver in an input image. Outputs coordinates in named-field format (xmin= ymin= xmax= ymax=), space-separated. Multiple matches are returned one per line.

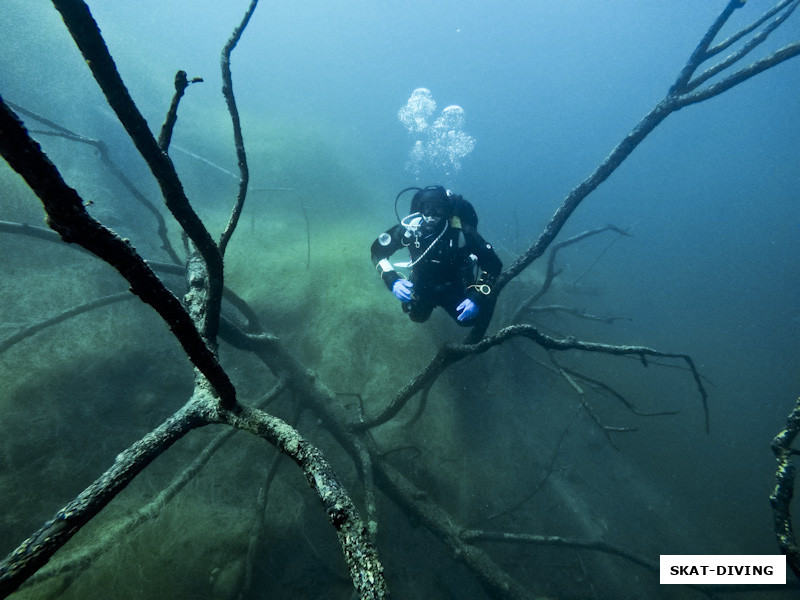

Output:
xmin=371 ymin=185 xmax=502 ymax=327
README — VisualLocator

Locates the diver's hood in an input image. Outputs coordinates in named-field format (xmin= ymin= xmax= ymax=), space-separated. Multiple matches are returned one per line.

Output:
xmin=410 ymin=186 xmax=453 ymax=219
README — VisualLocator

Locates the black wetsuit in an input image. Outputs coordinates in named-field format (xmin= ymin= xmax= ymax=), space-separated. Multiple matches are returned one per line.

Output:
xmin=371 ymin=214 xmax=502 ymax=326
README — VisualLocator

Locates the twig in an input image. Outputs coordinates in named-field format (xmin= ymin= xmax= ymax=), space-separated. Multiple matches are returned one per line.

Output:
xmin=459 ymin=529 xmax=659 ymax=573
xmin=487 ymin=404 xmax=581 ymax=522
xmin=521 ymin=304 xmax=632 ymax=325
xmin=27 ymin=420 xmax=240 ymax=590
xmin=511 ymin=225 xmax=630 ymax=322
xmin=611 ymin=353 xmax=715 ymax=389
xmin=512 ymin=226 xmax=629 ymax=321
xmin=677 ymin=38 xmax=800 ymax=106
xmin=237 ymin=467 xmax=275 ymax=600
xmin=300 ymin=198 xmax=311 ymax=270
xmin=514 ymin=345 xmax=677 ymax=422
xmin=552 ymin=353 xmax=585 ymax=396
xmin=352 ymin=344 xmax=452 ymax=431
xmin=571 ymin=229 xmax=627 ymax=286
xmin=333 ymin=391 xmax=379 ymax=539
xmin=172 ymin=144 xmax=240 ymax=179
xmin=378 ymin=446 xmax=422 ymax=461
xmin=558 ymin=365 xmax=678 ymax=418
xmin=669 ymin=0 xmax=748 ymax=95
xmin=404 ymin=381 xmax=434 ymax=427
xmin=355 ymin=444 xmax=379 ymax=543
xmin=252 ymin=188 xmax=311 ymax=270
xmin=707 ymin=0 xmax=796 ymax=57
xmin=0 ymin=219 xmax=92 ymax=256
xmin=0 ymin=292 xmax=133 ymax=355
xmin=376 ymin=459 xmax=538 ymax=600
xmin=547 ymin=351 xmax=637 ymax=448
xmin=463 ymin=528 xmax=800 ymax=596
xmin=358 ymin=324 xmax=708 ymax=432
xmin=158 ymin=70 xmax=203 ymax=152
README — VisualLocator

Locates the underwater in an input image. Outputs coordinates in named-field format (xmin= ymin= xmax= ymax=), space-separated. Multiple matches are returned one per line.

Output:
xmin=1 ymin=0 xmax=799 ymax=598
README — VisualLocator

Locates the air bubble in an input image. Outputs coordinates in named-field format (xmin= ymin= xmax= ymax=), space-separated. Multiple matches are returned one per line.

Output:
xmin=398 ymin=89 xmax=475 ymax=181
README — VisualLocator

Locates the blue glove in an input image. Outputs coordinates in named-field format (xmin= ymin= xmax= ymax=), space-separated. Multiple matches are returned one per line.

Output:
xmin=456 ymin=298 xmax=479 ymax=322
xmin=392 ymin=279 xmax=414 ymax=303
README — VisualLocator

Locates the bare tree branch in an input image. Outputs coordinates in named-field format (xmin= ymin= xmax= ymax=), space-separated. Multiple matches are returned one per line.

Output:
xmin=0 ymin=219 xmax=93 ymax=253
xmin=0 ymin=400 xmax=203 ymax=597
xmin=237 ymin=414 xmax=291 ymax=600
xmin=0 ymin=218 xmax=264 ymax=333
xmin=512 ymin=225 xmax=629 ymax=320
xmin=546 ymin=351 xmax=637 ymax=448
xmin=50 ymin=0 xmax=225 ymax=340
xmin=218 ymin=0 xmax=258 ymax=255
xmin=670 ymin=0 xmax=748 ymax=95
xmin=677 ymin=40 xmax=800 ymax=106
xmin=216 ymin=404 xmax=389 ymax=600
xmin=22 ymin=381 xmax=288 ymax=592
xmin=557 ymin=364 xmax=679 ymax=418
xmin=685 ymin=0 xmax=799 ymax=92
xmin=404 ymin=380 xmax=434 ymax=427
xmin=467 ymin=0 xmax=799 ymax=343
xmin=218 ymin=317 xmax=541 ymax=599
xmin=491 ymin=107 xmax=673 ymax=301
xmin=359 ymin=323 xmax=708 ymax=432
xmin=0 ymin=98 xmax=237 ymax=405
xmin=375 ymin=459 xmax=541 ymax=600
xmin=1 ymin=378 xmax=391 ymax=599
xmin=707 ymin=0 xmax=797 ymax=56
xmin=7 ymin=101 xmax=183 ymax=264
xmin=771 ymin=396 xmax=800 ymax=578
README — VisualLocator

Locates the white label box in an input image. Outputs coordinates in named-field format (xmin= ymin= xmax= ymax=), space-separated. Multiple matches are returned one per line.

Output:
xmin=660 ymin=555 xmax=786 ymax=584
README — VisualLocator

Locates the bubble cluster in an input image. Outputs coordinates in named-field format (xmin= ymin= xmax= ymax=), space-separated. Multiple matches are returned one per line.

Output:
xmin=398 ymin=88 xmax=436 ymax=134
xmin=398 ymin=88 xmax=475 ymax=179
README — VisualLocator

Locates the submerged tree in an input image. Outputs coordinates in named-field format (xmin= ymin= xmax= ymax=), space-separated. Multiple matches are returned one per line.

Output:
xmin=0 ymin=1 xmax=798 ymax=599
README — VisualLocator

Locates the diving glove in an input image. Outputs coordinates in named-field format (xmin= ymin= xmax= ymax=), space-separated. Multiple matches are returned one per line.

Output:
xmin=456 ymin=298 xmax=479 ymax=322
xmin=392 ymin=279 xmax=414 ymax=303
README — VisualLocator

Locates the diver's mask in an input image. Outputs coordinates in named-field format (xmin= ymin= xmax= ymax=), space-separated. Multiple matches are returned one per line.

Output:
xmin=401 ymin=211 xmax=449 ymax=252
xmin=400 ymin=212 xmax=444 ymax=234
